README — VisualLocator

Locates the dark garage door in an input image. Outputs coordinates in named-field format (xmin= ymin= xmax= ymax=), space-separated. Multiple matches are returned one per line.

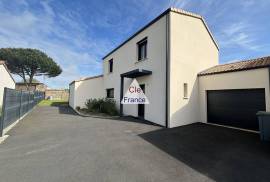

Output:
xmin=207 ymin=89 xmax=266 ymax=131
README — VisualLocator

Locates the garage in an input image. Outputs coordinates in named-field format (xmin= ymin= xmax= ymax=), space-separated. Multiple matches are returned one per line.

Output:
xmin=207 ymin=89 xmax=266 ymax=131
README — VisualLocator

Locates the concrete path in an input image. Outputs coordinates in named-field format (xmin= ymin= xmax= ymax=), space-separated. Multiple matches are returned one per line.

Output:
xmin=0 ymin=106 xmax=269 ymax=182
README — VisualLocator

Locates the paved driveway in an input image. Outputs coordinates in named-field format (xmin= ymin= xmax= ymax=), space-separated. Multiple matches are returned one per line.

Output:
xmin=0 ymin=106 xmax=269 ymax=182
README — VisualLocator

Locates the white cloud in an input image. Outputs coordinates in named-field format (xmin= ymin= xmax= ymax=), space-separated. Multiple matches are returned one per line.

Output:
xmin=218 ymin=22 xmax=260 ymax=50
xmin=0 ymin=0 xmax=107 ymax=88
xmin=168 ymin=0 xmax=191 ymax=9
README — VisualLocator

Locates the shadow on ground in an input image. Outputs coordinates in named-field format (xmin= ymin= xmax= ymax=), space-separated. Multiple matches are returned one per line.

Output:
xmin=139 ymin=123 xmax=270 ymax=182
xmin=112 ymin=116 xmax=162 ymax=126
xmin=57 ymin=106 xmax=77 ymax=115
xmin=50 ymin=102 xmax=69 ymax=107
xmin=39 ymin=104 xmax=77 ymax=116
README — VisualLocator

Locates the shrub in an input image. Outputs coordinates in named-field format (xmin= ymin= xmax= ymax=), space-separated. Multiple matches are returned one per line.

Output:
xmin=85 ymin=98 xmax=118 ymax=116
xmin=75 ymin=106 xmax=81 ymax=111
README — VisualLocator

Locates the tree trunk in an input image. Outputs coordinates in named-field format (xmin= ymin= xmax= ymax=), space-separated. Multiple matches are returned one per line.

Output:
xmin=20 ymin=68 xmax=29 ymax=90
xmin=27 ymin=69 xmax=35 ymax=91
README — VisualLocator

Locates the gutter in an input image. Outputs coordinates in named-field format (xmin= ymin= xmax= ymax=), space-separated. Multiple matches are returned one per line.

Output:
xmin=165 ymin=12 xmax=171 ymax=128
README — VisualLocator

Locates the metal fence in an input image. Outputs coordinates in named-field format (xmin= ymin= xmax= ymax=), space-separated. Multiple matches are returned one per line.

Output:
xmin=0 ymin=88 xmax=44 ymax=136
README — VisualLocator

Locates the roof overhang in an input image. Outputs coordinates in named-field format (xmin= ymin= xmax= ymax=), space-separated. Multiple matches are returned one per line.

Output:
xmin=120 ymin=69 xmax=152 ymax=78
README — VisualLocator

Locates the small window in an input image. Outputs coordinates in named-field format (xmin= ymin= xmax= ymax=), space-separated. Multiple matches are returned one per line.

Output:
xmin=108 ymin=59 xmax=113 ymax=73
xmin=106 ymin=88 xmax=114 ymax=98
xmin=183 ymin=83 xmax=188 ymax=99
xmin=137 ymin=38 xmax=147 ymax=61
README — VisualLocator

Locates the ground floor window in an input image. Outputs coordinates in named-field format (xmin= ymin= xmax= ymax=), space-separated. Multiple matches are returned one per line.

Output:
xmin=106 ymin=88 xmax=114 ymax=98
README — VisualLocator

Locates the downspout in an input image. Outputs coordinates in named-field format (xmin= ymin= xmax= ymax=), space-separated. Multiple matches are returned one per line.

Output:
xmin=120 ymin=76 xmax=124 ymax=116
xmin=165 ymin=12 xmax=171 ymax=128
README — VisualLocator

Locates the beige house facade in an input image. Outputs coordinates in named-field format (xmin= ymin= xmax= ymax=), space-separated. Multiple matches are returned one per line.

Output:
xmin=70 ymin=8 xmax=269 ymax=131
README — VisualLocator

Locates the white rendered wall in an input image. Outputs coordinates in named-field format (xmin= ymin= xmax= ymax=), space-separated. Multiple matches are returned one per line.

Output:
xmin=69 ymin=83 xmax=75 ymax=109
xmin=169 ymin=11 xmax=219 ymax=128
xmin=72 ymin=76 xmax=104 ymax=109
xmin=103 ymin=16 xmax=167 ymax=126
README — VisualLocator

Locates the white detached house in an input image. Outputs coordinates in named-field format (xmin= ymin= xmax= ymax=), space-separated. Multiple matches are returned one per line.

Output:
xmin=70 ymin=8 xmax=270 ymax=131
xmin=0 ymin=61 xmax=15 ymax=107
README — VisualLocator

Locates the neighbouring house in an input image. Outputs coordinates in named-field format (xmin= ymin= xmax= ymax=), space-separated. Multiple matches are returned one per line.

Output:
xmin=16 ymin=82 xmax=47 ymax=92
xmin=0 ymin=61 xmax=15 ymax=106
xmin=45 ymin=89 xmax=69 ymax=101
xmin=69 ymin=7 xmax=269 ymax=131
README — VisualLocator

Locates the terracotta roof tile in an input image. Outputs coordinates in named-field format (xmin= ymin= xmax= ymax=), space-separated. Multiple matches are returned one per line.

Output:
xmin=198 ymin=56 xmax=270 ymax=76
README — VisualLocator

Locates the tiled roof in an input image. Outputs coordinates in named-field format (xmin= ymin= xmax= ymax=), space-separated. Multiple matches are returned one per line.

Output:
xmin=69 ymin=75 xmax=103 ymax=85
xmin=198 ymin=56 xmax=270 ymax=76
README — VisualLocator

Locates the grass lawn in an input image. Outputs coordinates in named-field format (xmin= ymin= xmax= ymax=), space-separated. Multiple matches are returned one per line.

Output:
xmin=38 ymin=100 xmax=68 ymax=107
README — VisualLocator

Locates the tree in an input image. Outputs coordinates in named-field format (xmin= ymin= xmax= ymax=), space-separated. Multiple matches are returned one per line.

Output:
xmin=0 ymin=48 xmax=62 ymax=88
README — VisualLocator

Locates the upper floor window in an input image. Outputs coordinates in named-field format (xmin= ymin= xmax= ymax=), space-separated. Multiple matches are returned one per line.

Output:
xmin=106 ymin=88 xmax=114 ymax=98
xmin=108 ymin=59 xmax=113 ymax=73
xmin=137 ymin=37 xmax=147 ymax=61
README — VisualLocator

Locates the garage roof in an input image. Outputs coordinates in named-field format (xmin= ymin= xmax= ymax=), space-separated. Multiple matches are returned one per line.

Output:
xmin=198 ymin=56 xmax=270 ymax=76
xmin=69 ymin=75 xmax=103 ymax=85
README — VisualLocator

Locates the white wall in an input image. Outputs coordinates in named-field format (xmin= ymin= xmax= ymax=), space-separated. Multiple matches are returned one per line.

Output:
xmin=198 ymin=68 xmax=270 ymax=123
xmin=169 ymin=11 xmax=219 ymax=128
xmin=0 ymin=64 xmax=15 ymax=106
xmin=103 ymin=16 xmax=167 ymax=126
xmin=70 ymin=76 xmax=104 ymax=109
xmin=69 ymin=83 xmax=75 ymax=109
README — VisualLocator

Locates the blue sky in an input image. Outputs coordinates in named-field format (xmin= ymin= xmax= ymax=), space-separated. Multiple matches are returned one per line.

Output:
xmin=0 ymin=0 xmax=270 ymax=88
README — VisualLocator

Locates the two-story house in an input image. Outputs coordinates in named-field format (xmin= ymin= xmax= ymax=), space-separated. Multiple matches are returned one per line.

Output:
xmin=70 ymin=8 xmax=270 ymax=131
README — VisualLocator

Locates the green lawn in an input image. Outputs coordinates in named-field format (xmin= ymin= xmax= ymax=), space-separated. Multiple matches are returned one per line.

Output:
xmin=38 ymin=100 xmax=68 ymax=107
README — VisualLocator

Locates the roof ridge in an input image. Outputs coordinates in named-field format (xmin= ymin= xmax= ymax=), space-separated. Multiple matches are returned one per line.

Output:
xmin=198 ymin=55 xmax=270 ymax=76
xmin=169 ymin=7 xmax=202 ymax=19
xmin=220 ymin=55 xmax=270 ymax=66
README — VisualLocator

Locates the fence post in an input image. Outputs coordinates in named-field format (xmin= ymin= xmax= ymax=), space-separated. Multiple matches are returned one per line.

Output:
xmin=19 ymin=90 xmax=23 ymax=119
xmin=28 ymin=91 xmax=30 ymax=111
xmin=0 ymin=88 xmax=8 ymax=137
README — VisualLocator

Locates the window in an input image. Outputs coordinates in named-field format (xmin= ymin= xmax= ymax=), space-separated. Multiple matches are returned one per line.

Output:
xmin=183 ymin=83 xmax=188 ymax=99
xmin=106 ymin=88 xmax=114 ymax=98
xmin=137 ymin=37 xmax=147 ymax=61
xmin=108 ymin=59 xmax=113 ymax=73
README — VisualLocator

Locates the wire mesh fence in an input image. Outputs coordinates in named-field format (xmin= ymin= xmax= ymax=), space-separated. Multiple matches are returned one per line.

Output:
xmin=0 ymin=88 xmax=44 ymax=136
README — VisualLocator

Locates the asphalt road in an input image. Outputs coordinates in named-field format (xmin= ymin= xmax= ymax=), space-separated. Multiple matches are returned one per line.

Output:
xmin=0 ymin=106 xmax=269 ymax=182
